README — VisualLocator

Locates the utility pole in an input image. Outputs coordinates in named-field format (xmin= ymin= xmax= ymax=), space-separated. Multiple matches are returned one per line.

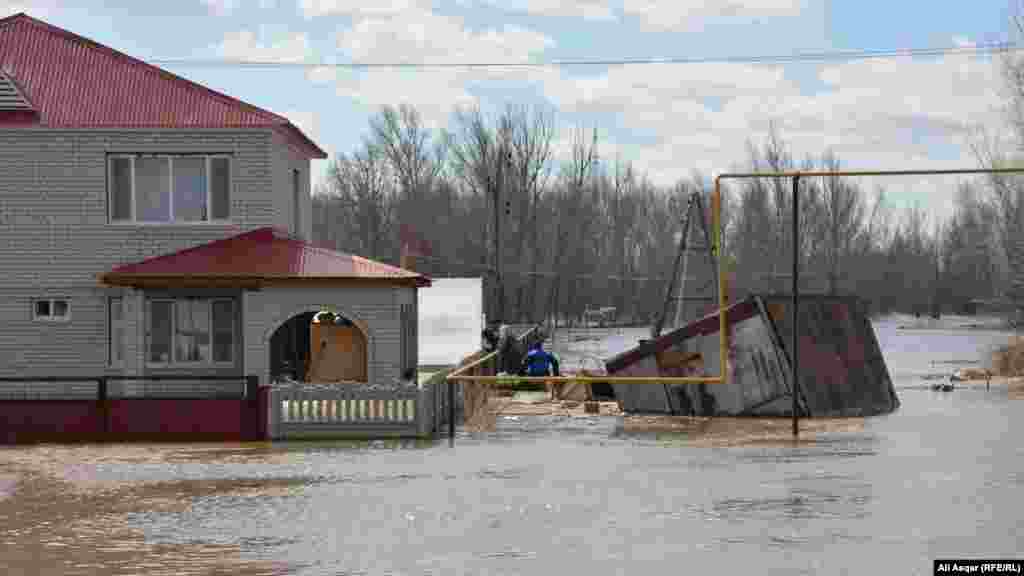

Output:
xmin=792 ymin=175 xmax=801 ymax=438
xmin=492 ymin=149 xmax=509 ymax=325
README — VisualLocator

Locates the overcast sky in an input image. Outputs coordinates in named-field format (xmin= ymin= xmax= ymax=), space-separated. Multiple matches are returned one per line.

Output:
xmin=7 ymin=0 xmax=1019 ymax=225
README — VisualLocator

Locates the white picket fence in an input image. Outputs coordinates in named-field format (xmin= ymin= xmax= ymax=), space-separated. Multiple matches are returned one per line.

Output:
xmin=266 ymin=380 xmax=451 ymax=439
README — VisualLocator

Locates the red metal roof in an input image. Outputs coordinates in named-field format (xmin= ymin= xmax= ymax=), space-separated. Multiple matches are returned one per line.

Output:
xmin=101 ymin=227 xmax=431 ymax=288
xmin=0 ymin=13 xmax=325 ymax=158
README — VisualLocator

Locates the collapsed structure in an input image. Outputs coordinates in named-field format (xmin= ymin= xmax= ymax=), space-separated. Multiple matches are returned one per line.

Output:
xmin=605 ymin=294 xmax=899 ymax=417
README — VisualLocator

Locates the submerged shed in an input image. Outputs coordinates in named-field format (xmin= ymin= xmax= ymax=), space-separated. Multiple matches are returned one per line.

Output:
xmin=605 ymin=294 xmax=899 ymax=417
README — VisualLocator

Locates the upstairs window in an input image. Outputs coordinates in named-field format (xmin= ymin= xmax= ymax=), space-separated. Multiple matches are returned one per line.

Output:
xmin=108 ymin=155 xmax=231 ymax=223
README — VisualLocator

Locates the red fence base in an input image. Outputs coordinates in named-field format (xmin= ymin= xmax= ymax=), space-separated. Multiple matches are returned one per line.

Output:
xmin=0 ymin=397 xmax=269 ymax=444
xmin=0 ymin=401 xmax=105 ymax=444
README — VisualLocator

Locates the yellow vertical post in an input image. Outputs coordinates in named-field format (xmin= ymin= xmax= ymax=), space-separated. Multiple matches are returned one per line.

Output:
xmin=713 ymin=178 xmax=727 ymax=386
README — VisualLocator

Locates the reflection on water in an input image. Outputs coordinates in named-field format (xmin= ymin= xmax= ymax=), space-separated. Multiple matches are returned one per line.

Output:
xmin=2 ymin=321 xmax=1023 ymax=575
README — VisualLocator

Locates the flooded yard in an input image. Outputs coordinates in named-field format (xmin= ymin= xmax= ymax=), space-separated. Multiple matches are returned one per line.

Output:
xmin=1 ymin=317 xmax=1022 ymax=575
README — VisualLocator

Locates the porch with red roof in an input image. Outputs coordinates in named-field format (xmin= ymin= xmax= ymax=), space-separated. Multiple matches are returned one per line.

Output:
xmin=99 ymin=227 xmax=431 ymax=290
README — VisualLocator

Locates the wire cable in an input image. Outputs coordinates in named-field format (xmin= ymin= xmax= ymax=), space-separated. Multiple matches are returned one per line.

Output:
xmin=150 ymin=42 xmax=1019 ymax=69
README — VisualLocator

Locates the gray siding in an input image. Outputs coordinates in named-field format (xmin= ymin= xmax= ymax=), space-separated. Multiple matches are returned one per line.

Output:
xmin=0 ymin=128 xmax=281 ymax=289
xmin=0 ymin=127 xmax=299 ymax=377
xmin=0 ymin=290 xmax=108 ymax=376
xmin=271 ymin=130 xmax=312 ymax=240
xmin=244 ymin=286 xmax=403 ymax=387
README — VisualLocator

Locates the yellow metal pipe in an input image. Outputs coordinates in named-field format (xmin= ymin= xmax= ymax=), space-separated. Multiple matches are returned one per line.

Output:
xmin=446 ymin=375 xmax=725 ymax=384
xmin=714 ymin=176 xmax=728 ymax=388
xmin=716 ymin=167 xmax=1024 ymax=179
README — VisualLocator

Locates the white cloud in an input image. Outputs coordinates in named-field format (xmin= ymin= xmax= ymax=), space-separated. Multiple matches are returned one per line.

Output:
xmin=0 ymin=0 xmax=59 ymax=17
xmin=339 ymin=69 xmax=478 ymax=131
xmin=283 ymin=109 xmax=333 ymax=186
xmin=201 ymin=0 xmax=238 ymax=16
xmin=466 ymin=0 xmax=617 ymax=21
xmin=321 ymin=9 xmax=557 ymax=129
xmin=952 ymin=35 xmax=975 ymax=48
xmin=538 ymin=52 xmax=1004 ymax=222
xmin=622 ymin=0 xmax=802 ymax=30
xmin=215 ymin=29 xmax=313 ymax=62
xmin=337 ymin=9 xmax=554 ymax=63
xmin=306 ymin=65 xmax=339 ymax=85
xmin=299 ymin=0 xmax=431 ymax=19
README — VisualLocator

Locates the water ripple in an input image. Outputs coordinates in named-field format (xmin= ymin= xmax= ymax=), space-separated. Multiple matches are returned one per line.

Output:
xmin=476 ymin=549 xmax=538 ymax=560
xmin=474 ymin=467 xmax=530 ymax=480
xmin=702 ymin=489 xmax=872 ymax=522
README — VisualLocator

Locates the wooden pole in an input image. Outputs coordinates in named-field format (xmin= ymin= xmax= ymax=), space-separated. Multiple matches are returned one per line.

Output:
xmin=448 ymin=378 xmax=456 ymax=443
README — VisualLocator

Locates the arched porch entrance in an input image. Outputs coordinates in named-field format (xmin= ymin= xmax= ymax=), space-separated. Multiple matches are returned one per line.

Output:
xmin=268 ymin=310 xmax=368 ymax=383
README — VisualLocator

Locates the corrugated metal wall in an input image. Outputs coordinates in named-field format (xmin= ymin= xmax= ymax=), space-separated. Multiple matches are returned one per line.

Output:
xmin=761 ymin=294 xmax=899 ymax=417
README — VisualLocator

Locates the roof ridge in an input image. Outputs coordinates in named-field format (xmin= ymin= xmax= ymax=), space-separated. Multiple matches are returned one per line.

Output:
xmin=0 ymin=13 xmax=289 ymax=125
xmin=287 ymin=232 xmax=423 ymax=278
xmin=347 ymin=251 xmax=420 ymax=275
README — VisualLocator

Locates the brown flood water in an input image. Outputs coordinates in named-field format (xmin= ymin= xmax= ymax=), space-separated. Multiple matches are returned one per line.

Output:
xmin=1 ymin=320 xmax=1023 ymax=575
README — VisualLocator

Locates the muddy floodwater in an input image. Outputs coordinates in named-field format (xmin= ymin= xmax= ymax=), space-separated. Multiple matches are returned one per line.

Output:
xmin=2 ymin=317 xmax=1023 ymax=575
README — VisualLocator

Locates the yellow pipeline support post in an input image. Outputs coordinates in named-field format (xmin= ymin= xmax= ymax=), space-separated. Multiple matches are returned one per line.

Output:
xmin=713 ymin=177 xmax=728 ymax=388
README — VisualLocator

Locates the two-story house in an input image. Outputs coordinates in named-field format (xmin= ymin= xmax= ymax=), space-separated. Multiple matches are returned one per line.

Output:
xmin=0 ymin=13 xmax=428 ymax=389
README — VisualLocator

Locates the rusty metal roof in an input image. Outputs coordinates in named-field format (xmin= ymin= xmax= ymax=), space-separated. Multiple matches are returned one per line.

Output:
xmin=604 ymin=297 xmax=761 ymax=373
xmin=0 ymin=13 xmax=325 ymax=158
xmin=101 ymin=227 xmax=431 ymax=288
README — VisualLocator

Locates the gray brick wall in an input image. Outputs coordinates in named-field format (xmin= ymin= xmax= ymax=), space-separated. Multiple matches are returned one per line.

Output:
xmin=0 ymin=127 xmax=311 ymax=377
xmin=0 ymin=128 xmax=284 ymax=290
xmin=244 ymin=285 xmax=409 ymax=386
xmin=0 ymin=288 xmax=108 ymax=376
xmin=271 ymin=131 xmax=312 ymax=240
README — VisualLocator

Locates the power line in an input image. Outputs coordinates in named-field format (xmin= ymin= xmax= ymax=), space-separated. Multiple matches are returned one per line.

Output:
xmin=151 ymin=42 xmax=1019 ymax=70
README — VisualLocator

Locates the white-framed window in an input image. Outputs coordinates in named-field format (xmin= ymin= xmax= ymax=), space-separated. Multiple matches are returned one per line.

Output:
xmin=33 ymin=298 xmax=70 ymax=322
xmin=108 ymin=154 xmax=231 ymax=223
xmin=108 ymin=297 xmax=125 ymax=367
xmin=146 ymin=298 xmax=235 ymax=366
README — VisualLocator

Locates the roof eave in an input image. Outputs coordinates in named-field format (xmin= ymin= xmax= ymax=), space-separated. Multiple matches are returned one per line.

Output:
xmin=278 ymin=124 xmax=328 ymax=159
xmin=99 ymin=273 xmax=430 ymax=289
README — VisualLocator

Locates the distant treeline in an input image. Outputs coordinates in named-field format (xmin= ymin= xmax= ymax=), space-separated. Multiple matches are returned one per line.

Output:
xmin=312 ymin=73 xmax=1024 ymax=324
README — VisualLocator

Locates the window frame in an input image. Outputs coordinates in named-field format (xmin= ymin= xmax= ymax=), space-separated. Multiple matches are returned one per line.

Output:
xmin=108 ymin=153 xmax=232 ymax=225
xmin=145 ymin=297 xmax=236 ymax=368
xmin=32 ymin=298 xmax=71 ymax=323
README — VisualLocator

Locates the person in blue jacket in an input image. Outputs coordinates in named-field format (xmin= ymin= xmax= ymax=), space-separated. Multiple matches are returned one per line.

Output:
xmin=520 ymin=340 xmax=560 ymax=378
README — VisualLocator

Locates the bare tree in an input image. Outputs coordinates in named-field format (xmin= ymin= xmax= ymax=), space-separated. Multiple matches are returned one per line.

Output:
xmin=327 ymin=142 xmax=395 ymax=260
xmin=447 ymin=105 xmax=515 ymax=321
xmin=817 ymin=151 xmax=867 ymax=294
xmin=370 ymin=104 xmax=446 ymax=261
xmin=505 ymin=104 xmax=556 ymax=320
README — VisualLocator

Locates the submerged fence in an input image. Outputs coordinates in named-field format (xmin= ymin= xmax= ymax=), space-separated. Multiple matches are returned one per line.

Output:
xmin=0 ymin=375 xmax=261 ymax=443
xmin=0 ymin=325 xmax=544 ymax=443
xmin=0 ymin=375 xmax=250 ymax=400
